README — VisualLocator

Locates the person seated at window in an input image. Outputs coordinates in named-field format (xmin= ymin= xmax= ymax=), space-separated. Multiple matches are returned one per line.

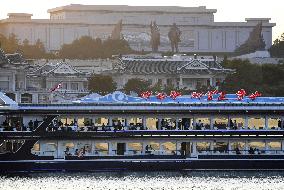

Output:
xmin=235 ymin=147 xmax=241 ymax=155
xmin=102 ymin=123 xmax=106 ymax=131
xmin=33 ymin=119 xmax=39 ymax=129
xmin=278 ymin=120 xmax=282 ymax=129
xmin=58 ymin=120 xmax=63 ymax=127
xmin=70 ymin=121 xmax=74 ymax=126
xmin=28 ymin=120 xmax=33 ymax=129
xmin=74 ymin=149 xmax=79 ymax=156
xmin=196 ymin=120 xmax=203 ymax=130
xmin=145 ymin=145 xmax=153 ymax=154
xmin=233 ymin=120 xmax=238 ymax=130
xmin=64 ymin=147 xmax=71 ymax=156
xmin=248 ymin=147 xmax=255 ymax=154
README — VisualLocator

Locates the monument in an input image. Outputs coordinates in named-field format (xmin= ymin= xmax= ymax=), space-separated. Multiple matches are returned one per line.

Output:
xmin=150 ymin=21 xmax=160 ymax=52
xmin=168 ymin=23 xmax=182 ymax=53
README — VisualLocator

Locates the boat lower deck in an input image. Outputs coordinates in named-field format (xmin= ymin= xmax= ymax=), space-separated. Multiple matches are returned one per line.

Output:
xmin=2 ymin=158 xmax=284 ymax=172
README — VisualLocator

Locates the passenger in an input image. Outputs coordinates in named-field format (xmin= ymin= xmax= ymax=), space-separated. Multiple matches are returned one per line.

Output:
xmin=233 ymin=120 xmax=238 ymax=130
xmin=74 ymin=149 xmax=79 ymax=156
xmin=248 ymin=147 xmax=255 ymax=154
xmin=278 ymin=120 xmax=282 ymax=129
xmin=33 ymin=119 xmax=39 ymax=129
xmin=196 ymin=120 xmax=202 ymax=130
xmin=28 ymin=120 xmax=33 ymax=129
xmin=235 ymin=147 xmax=241 ymax=155
xmin=229 ymin=119 xmax=234 ymax=129
xmin=64 ymin=147 xmax=71 ymax=156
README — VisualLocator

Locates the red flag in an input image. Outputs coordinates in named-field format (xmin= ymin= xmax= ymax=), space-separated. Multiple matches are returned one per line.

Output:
xmin=140 ymin=91 xmax=152 ymax=99
xmin=249 ymin=91 xmax=262 ymax=100
xmin=50 ymin=83 xmax=62 ymax=92
xmin=169 ymin=91 xmax=182 ymax=100
xmin=218 ymin=91 xmax=227 ymax=101
xmin=156 ymin=92 xmax=167 ymax=100
xmin=236 ymin=89 xmax=246 ymax=101
xmin=191 ymin=92 xmax=203 ymax=99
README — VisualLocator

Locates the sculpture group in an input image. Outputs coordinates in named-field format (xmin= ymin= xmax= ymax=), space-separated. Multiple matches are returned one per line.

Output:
xmin=111 ymin=20 xmax=182 ymax=53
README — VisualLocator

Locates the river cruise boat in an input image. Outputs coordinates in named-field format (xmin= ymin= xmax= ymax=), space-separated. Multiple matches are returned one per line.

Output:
xmin=0 ymin=91 xmax=284 ymax=171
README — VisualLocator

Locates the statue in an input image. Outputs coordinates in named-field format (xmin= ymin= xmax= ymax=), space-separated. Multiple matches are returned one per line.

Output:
xmin=168 ymin=23 xmax=182 ymax=53
xmin=111 ymin=19 xmax=123 ymax=40
xmin=235 ymin=22 xmax=266 ymax=55
xmin=150 ymin=21 xmax=160 ymax=52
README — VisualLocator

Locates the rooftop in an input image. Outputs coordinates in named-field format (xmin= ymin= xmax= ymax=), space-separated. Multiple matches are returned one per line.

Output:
xmin=47 ymin=4 xmax=217 ymax=14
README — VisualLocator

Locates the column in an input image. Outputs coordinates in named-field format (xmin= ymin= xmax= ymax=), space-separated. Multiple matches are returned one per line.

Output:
xmin=193 ymin=116 xmax=196 ymax=130
xmin=179 ymin=77 xmax=183 ymax=89
xmin=210 ymin=141 xmax=213 ymax=155
xmin=175 ymin=118 xmax=179 ymax=130
xmin=142 ymin=116 xmax=146 ymax=130
xmin=159 ymin=142 xmax=163 ymax=155
xmin=265 ymin=115 xmax=269 ymax=130
xmin=192 ymin=141 xmax=197 ymax=157
xmin=228 ymin=141 xmax=232 ymax=155
xmin=265 ymin=140 xmax=269 ymax=154
xmin=108 ymin=142 xmax=113 ymax=155
xmin=108 ymin=117 xmax=113 ymax=126
xmin=209 ymin=78 xmax=213 ymax=86
xmin=210 ymin=115 xmax=214 ymax=130
xmin=124 ymin=118 xmax=128 ymax=129
xmin=244 ymin=116 xmax=248 ymax=130
xmin=141 ymin=142 xmax=145 ymax=154
xmin=158 ymin=118 xmax=161 ymax=130
xmin=244 ymin=141 xmax=248 ymax=155
xmin=32 ymin=93 xmax=38 ymax=104
xmin=281 ymin=141 xmax=284 ymax=153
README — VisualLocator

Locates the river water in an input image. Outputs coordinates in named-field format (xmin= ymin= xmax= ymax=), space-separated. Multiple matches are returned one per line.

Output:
xmin=1 ymin=171 xmax=284 ymax=190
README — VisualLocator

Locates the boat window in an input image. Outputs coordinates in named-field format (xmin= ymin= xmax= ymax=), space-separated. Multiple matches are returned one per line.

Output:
xmin=213 ymin=142 xmax=228 ymax=153
xmin=267 ymin=141 xmax=281 ymax=150
xmin=128 ymin=143 xmax=142 ymax=155
xmin=195 ymin=117 xmax=210 ymax=130
xmin=94 ymin=143 xmax=108 ymax=155
xmin=161 ymin=142 xmax=177 ymax=155
xmin=229 ymin=117 xmax=244 ymax=130
xmin=146 ymin=118 xmax=158 ymax=130
xmin=248 ymin=117 xmax=265 ymax=130
xmin=268 ymin=118 xmax=282 ymax=130
xmin=213 ymin=117 xmax=229 ymax=130
xmin=196 ymin=142 xmax=210 ymax=154
xmin=248 ymin=141 xmax=265 ymax=151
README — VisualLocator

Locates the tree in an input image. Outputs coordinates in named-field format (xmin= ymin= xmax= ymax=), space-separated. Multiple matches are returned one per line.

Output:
xmin=269 ymin=33 xmax=284 ymax=58
xmin=88 ymin=74 xmax=117 ymax=95
xmin=221 ymin=59 xmax=284 ymax=96
xmin=123 ymin=78 xmax=151 ymax=94
xmin=59 ymin=36 xmax=133 ymax=59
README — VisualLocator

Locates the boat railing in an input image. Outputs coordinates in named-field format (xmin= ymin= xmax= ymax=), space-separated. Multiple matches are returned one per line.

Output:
xmin=197 ymin=149 xmax=283 ymax=155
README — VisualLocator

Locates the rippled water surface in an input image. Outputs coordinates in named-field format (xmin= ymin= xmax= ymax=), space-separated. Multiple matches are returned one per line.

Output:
xmin=1 ymin=171 xmax=284 ymax=190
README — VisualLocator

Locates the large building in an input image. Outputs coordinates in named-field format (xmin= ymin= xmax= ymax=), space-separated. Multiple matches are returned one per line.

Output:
xmin=0 ymin=4 xmax=276 ymax=53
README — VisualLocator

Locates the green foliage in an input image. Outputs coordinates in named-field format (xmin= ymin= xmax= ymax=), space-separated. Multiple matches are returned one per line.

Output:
xmin=59 ymin=36 xmax=133 ymax=59
xmin=150 ymin=81 xmax=163 ymax=93
xmin=88 ymin=74 xmax=117 ymax=95
xmin=221 ymin=59 xmax=284 ymax=96
xmin=269 ymin=33 xmax=284 ymax=58
xmin=123 ymin=78 xmax=151 ymax=94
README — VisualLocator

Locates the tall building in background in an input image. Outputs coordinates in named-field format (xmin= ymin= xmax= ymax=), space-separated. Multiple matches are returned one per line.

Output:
xmin=0 ymin=4 xmax=276 ymax=53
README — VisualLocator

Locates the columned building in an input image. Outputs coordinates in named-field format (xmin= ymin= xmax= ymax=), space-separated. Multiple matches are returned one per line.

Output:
xmin=0 ymin=4 xmax=276 ymax=53
xmin=109 ymin=54 xmax=233 ymax=90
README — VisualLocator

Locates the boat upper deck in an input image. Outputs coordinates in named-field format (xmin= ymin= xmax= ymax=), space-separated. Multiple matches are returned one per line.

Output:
xmin=1 ymin=91 xmax=284 ymax=114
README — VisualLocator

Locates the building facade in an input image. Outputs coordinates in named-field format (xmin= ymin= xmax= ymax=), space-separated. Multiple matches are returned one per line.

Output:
xmin=0 ymin=4 xmax=276 ymax=53
xmin=109 ymin=54 xmax=233 ymax=90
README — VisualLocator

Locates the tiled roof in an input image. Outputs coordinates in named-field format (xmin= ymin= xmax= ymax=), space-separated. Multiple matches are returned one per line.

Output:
xmin=113 ymin=57 xmax=232 ymax=75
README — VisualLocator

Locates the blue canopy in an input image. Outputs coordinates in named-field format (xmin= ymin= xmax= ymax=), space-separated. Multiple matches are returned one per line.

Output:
xmin=73 ymin=91 xmax=284 ymax=104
